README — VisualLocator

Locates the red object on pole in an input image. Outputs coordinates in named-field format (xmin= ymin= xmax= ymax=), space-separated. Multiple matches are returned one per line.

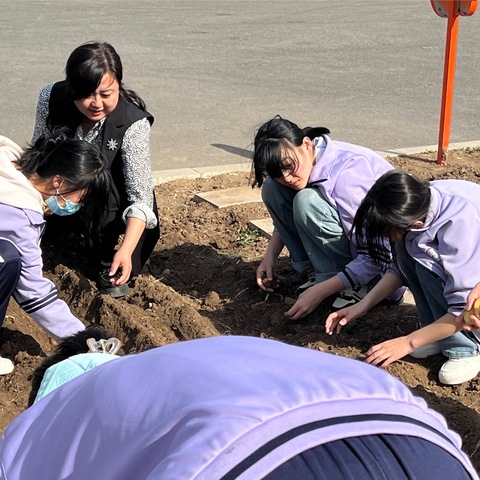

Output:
xmin=430 ymin=0 xmax=477 ymax=165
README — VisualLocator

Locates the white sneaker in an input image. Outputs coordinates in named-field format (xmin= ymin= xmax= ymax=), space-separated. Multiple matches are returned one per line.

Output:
xmin=332 ymin=285 xmax=370 ymax=310
xmin=438 ymin=356 xmax=480 ymax=385
xmin=409 ymin=342 xmax=442 ymax=359
xmin=0 ymin=356 xmax=14 ymax=375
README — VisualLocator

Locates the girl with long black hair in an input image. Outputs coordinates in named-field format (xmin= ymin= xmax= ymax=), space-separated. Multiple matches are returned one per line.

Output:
xmin=0 ymin=132 xmax=109 ymax=374
xmin=326 ymin=170 xmax=480 ymax=385
xmin=253 ymin=115 xmax=404 ymax=320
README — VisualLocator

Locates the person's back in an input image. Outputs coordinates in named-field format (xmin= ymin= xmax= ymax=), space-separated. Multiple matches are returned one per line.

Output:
xmin=0 ymin=336 xmax=476 ymax=479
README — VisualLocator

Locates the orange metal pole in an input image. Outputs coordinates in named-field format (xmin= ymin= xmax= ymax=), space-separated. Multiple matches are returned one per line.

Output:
xmin=437 ymin=4 xmax=459 ymax=165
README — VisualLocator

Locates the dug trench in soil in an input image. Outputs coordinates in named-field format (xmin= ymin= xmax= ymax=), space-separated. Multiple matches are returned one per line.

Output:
xmin=1 ymin=148 xmax=480 ymax=470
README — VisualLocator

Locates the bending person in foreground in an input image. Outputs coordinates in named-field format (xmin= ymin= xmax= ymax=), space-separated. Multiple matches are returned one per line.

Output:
xmin=0 ymin=334 xmax=477 ymax=479
xmin=0 ymin=133 xmax=109 ymax=375
xmin=326 ymin=170 xmax=480 ymax=385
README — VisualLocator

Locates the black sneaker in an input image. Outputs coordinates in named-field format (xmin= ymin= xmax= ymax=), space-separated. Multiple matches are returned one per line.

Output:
xmin=98 ymin=266 xmax=130 ymax=298
xmin=296 ymin=269 xmax=316 ymax=294
xmin=331 ymin=285 xmax=370 ymax=310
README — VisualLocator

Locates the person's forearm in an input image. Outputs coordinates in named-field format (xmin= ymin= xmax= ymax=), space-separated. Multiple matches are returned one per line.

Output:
xmin=317 ymin=275 xmax=345 ymax=298
xmin=264 ymin=229 xmax=284 ymax=261
xmin=359 ymin=271 xmax=403 ymax=312
xmin=407 ymin=313 xmax=459 ymax=350
xmin=120 ymin=217 xmax=147 ymax=255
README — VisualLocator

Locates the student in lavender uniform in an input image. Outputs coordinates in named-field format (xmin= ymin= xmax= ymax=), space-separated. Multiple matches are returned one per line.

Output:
xmin=327 ymin=170 xmax=480 ymax=385
xmin=0 ymin=333 xmax=476 ymax=479
xmin=0 ymin=133 xmax=109 ymax=375
xmin=252 ymin=115 xmax=405 ymax=321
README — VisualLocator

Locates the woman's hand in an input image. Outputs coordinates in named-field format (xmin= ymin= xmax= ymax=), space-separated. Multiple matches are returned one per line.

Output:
xmin=285 ymin=276 xmax=346 ymax=321
xmin=326 ymin=273 xmax=404 ymax=335
xmin=285 ymin=285 xmax=324 ymax=320
xmin=256 ymin=231 xmax=284 ymax=292
xmin=455 ymin=281 xmax=480 ymax=330
xmin=285 ymin=275 xmax=345 ymax=320
xmin=325 ymin=302 xmax=365 ymax=335
xmin=365 ymin=336 xmax=413 ymax=367
xmin=256 ymin=257 xmax=276 ymax=292
xmin=464 ymin=282 xmax=480 ymax=328
xmin=110 ymin=248 xmax=132 ymax=285
xmin=463 ymin=315 xmax=480 ymax=330
xmin=456 ymin=310 xmax=480 ymax=331
xmin=466 ymin=282 xmax=480 ymax=310
xmin=109 ymin=217 xmax=146 ymax=285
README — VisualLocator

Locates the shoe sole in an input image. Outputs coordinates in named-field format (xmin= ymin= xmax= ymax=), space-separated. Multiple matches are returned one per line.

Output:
xmin=438 ymin=363 xmax=480 ymax=385
xmin=332 ymin=287 xmax=370 ymax=310
xmin=101 ymin=284 xmax=130 ymax=298
xmin=438 ymin=372 xmax=480 ymax=385
xmin=0 ymin=359 xmax=14 ymax=375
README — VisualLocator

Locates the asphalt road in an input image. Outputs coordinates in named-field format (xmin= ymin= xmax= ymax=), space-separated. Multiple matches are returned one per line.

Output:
xmin=1 ymin=0 xmax=479 ymax=171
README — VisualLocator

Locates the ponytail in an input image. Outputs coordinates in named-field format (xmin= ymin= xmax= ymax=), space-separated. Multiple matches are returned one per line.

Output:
xmin=121 ymin=86 xmax=146 ymax=111
xmin=353 ymin=170 xmax=431 ymax=265
xmin=303 ymin=126 xmax=330 ymax=141
xmin=19 ymin=129 xmax=69 ymax=177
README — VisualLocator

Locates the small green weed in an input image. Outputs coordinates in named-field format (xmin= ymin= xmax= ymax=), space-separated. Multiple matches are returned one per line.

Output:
xmin=236 ymin=229 xmax=261 ymax=245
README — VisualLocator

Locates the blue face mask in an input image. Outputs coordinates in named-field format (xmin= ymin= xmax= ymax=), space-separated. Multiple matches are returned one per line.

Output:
xmin=44 ymin=191 xmax=82 ymax=216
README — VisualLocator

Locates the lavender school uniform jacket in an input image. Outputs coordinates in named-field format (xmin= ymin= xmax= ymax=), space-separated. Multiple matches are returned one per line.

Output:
xmin=308 ymin=136 xmax=394 ymax=289
xmin=396 ymin=180 xmax=480 ymax=337
xmin=0 ymin=153 xmax=84 ymax=340
xmin=0 ymin=336 xmax=476 ymax=480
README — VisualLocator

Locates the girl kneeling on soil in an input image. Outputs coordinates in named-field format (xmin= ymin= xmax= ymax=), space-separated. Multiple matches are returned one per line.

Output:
xmin=33 ymin=41 xmax=160 ymax=298
xmin=326 ymin=170 xmax=480 ymax=385
xmin=253 ymin=116 xmax=404 ymax=320
xmin=0 ymin=133 xmax=109 ymax=375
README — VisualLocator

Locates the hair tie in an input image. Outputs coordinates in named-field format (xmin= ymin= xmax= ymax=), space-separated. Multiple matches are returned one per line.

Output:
xmin=53 ymin=131 xmax=67 ymax=144
xmin=86 ymin=337 xmax=122 ymax=354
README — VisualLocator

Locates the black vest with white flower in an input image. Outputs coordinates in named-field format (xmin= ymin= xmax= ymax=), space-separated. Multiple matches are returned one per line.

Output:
xmin=48 ymin=80 xmax=154 ymax=213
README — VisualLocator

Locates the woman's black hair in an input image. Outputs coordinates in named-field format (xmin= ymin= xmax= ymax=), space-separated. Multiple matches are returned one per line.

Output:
xmin=18 ymin=129 xmax=111 ymax=235
xmin=27 ymin=326 xmax=117 ymax=407
xmin=252 ymin=115 xmax=330 ymax=187
xmin=353 ymin=170 xmax=431 ymax=265
xmin=65 ymin=41 xmax=146 ymax=110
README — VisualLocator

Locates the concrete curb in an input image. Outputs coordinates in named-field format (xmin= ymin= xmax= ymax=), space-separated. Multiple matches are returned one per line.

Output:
xmin=152 ymin=162 xmax=251 ymax=186
xmin=375 ymin=140 xmax=480 ymax=158
xmin=152 ymin=140 xmax=480 ymax=186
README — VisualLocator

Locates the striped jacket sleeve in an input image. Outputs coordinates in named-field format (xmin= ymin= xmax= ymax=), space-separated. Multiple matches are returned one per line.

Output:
xmin=6 ymin=208 xmax=84 ymax=340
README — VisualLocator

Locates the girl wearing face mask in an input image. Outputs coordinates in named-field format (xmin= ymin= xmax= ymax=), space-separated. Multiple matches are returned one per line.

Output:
xmin=0 ymin=132 xmax=109 ymax=375
xmin=32 ymin=41 xmax=160 ymax=298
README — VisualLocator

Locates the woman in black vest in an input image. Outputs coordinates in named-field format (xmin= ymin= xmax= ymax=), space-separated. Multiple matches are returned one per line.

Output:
xmin=33 ymin=41 xmax=160 ymax=298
